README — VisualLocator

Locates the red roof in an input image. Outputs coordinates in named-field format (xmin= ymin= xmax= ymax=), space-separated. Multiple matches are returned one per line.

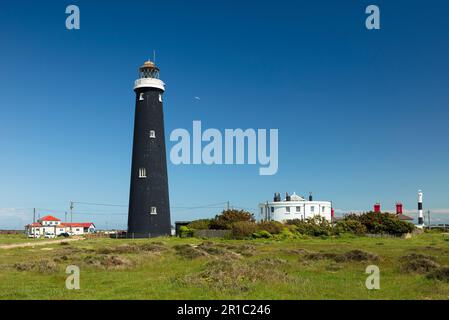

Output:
xmin=26 ymin=222 xmax=42 ymax=227
xmin=61 ymin=223 xmax=94 ymax=228
xmin=39 ymin=215 xmax=61 ymax=222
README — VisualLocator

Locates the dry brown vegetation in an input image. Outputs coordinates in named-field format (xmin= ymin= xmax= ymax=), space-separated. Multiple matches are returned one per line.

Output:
xmin=427 ymin=266 xmax=449 ymax=282
xmin=400 ymin=254 xmax=440 ymax=274
xmin=301 ymin=249 xmax=379 ymax=263
xmin=173 ymin=242 xmax=256 ymax=260
xmin=14 ymin=260 xmax=58 ymax=273
xmin=180 ymin=257 xmax=295 ymax=292
xmin=83 ymin=254 xmax=133 ymax=269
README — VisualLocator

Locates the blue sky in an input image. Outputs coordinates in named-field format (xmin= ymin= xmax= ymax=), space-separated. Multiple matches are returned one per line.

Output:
xmin=0 ymin=0 xmax=448 ymax=229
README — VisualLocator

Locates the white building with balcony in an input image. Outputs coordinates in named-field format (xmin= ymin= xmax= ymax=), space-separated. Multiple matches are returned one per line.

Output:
xmin=259 ymin=192 xmax=333 ymax=222
xmin=25 ymin=215 xmax=95 ymax=238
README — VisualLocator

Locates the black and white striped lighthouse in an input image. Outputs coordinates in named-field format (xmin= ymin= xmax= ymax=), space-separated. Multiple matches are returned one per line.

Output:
xmin=127 ymin=60 xmax=171 ymax=238
xmin=418 ymin=190 xmax=424 ymax=226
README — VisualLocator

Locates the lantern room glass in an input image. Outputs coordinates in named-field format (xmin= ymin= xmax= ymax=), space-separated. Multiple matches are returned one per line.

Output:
xmin=139 ymin=67 xmax=160 ymax=79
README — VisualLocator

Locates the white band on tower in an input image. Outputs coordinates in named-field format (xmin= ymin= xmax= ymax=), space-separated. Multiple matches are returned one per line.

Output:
xmin=134 ymin=78 xmax=165 ymax=91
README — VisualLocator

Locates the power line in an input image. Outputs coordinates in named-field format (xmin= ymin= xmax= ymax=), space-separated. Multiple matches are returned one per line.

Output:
xmin=171 ymin=202 xmax=228 ymax=209
xmin=73 ymin=201 xmax=128 ymax=207
xmin=72 ymin=212 xmax=127 ymax=216
xmin=35 ymin=208 xmax=67 ymax=213
xmin=72 ymin=201 xmax=228 ymax=210
xmin=24 ymin=201 xmax=256 ymax=220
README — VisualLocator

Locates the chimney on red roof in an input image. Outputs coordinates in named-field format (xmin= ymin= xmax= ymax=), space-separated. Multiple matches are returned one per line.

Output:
xmin=374 ymin=203 xmax=381 ymax=213
xmin=396 ymin=202 xmax=403 ymax=215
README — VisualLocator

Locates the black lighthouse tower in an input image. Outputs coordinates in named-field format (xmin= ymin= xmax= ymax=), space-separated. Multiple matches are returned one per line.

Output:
xmin=127 ymin=60 xmax=171 ymax=238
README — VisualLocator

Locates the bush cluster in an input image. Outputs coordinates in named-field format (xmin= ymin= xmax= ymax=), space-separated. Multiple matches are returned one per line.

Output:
xmin=179 ymin=226 xmax=194 ymax=238
xmin=341 ymin=212 xmax=415 ymax=235
xmin=231 ymin=221 xmax=259 ymax=240
xmin=209 ymin=209 xmax=255 ymax=230
xmin=334 ymin=219 xmax=367 ymax=235
xmin=183 ymin=209 xmax=415 ymax=239
xmin=186 ymin=210 xmax=287 ymax=239
xmin=187 ymin=219 xmax=213 ymax=230
xmin=286 ymin=216 xmax=332 ymax=237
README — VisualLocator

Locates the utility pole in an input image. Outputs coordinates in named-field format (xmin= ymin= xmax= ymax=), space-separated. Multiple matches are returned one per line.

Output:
xmin=266 ymin=201 xmax=269 ymax=221
xmin=65 ymin=211 xmax=67 ymax=223
xmin=33 ymin=208 xmax=36 ymax=223
xmin=227 ymin=201 xmax=230 ymax=210
xmin=427 ymin=210 xmax=431 ymax=227
xmin=70 ymin=201 xmax=74 ymax=223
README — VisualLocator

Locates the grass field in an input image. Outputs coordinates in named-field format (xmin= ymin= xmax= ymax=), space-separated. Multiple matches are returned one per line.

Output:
xmin=0 ymin=234 xmax=46 ymax=244
xmin=0 ymin=233 xmax=449 ymax=299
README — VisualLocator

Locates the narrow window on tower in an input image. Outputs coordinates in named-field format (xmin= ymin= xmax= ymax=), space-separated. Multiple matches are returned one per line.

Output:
xmin=139 ymin=93 xmax=144 ymax=101
xmin=150 ymin=207 xmax=157 ymax=215
xmin=159 ymin=93 xmax=162 ymax=102
xmin=138 ymin=167 xmax=147 ymax=178
xmin=149 ymin=130 xmax=156 ymax=139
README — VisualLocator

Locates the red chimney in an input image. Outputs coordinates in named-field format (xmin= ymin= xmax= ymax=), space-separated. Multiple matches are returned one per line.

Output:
xmin=396 ymin=203 xmax=403 ymax=215
xmin=374 ymin=203 xmax=381 ymax=213
xmin=331 ymin=208 xmax=335 ymax=218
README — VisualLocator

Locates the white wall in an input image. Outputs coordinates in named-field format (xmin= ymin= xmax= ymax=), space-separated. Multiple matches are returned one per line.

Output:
xmin=67 ymin=227 xmax=84 ymax=235
xmin=259 ymin=200 xmax=332 ymax=222
xmin=26 ymin=224 xmax=89 ymax=238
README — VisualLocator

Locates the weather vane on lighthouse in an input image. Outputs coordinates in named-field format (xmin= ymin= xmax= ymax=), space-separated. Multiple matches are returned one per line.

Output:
xmin=127 ymin=57 xmax=171 ymax=238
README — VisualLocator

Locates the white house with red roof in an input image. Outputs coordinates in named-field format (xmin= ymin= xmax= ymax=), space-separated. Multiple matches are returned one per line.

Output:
xmin=25 ymin=215 xmax=95 ymax=238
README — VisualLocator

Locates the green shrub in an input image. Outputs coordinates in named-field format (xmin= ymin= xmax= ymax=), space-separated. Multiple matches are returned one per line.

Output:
xmin=257 ymin=221 xmax=284 ymax=234
xmin=334 ymin=220 xmax=367 ymax=235
xmin=179 ymin=226 xmax=194 ymax=238
xmin=230 ymin=221 xmax=258 ymax=239
xmin=210 ymin=209 xmax=255 ymax=230
xmin=286 ymin=216 xmax=332 ymax=236
xmin=274 ymin=228 xmax=298 ymax=240
xmin=252 ymin=230 xmax=273 ymax=239
xmin=188 ymin=219 xmax=213 ymax=230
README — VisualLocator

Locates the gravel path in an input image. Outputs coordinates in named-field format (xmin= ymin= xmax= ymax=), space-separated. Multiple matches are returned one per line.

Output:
xmin=0 ymin=237 xmax=84 ymax=249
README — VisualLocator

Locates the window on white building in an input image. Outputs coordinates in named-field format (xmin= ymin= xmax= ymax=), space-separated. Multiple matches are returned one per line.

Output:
xmin=150 ymin=207 xmax=157 ymax=215
xmin=286 ymin=207 xmax=290 ymax=214
xmin=296 ymin=206 xmax=301 ymax=213
xmin=311 ymin=206 xmax=315 ymax=212
xmin=271 ymin=207 xmax=274 ymax=213
xmin=322 ymin=207 xmax=326 ymax=213
xmin=139 ymin=93 xmax=144 ymax=101
xmin=149 ymin=130 xmax=156 ymax=138
xmin=138 ymin=168 xmax=147 ymax=178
